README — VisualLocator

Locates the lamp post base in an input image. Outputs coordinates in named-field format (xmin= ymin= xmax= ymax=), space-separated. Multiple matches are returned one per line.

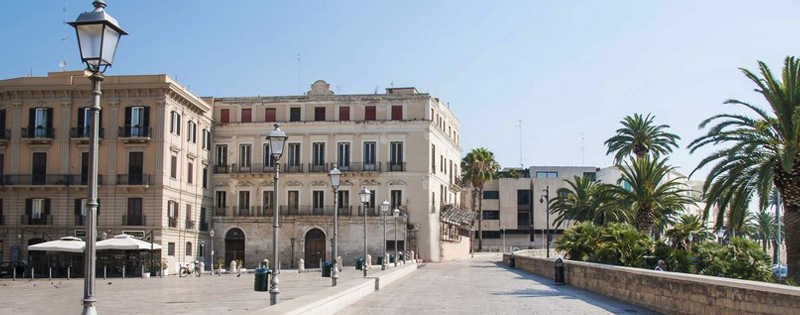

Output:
xmin=81 ymin=298 xmax=98 ymax=315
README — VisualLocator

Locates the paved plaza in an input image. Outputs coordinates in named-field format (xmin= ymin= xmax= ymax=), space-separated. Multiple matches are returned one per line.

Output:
xmin=338 ymin=253 xmax=661 ymax=315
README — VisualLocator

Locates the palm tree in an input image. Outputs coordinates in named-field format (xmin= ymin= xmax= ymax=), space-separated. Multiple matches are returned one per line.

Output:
xmin=604 ymin=113 xmax=681 ymax=164
xmin=461 ymin=147 xmax=499 ymax=252
xmin=752 ymin=208 xmax=776 ymax=252
xmin=688 ymin=56 xmax=800 ymax=281
xmin=609 ymin=156 xmax=694 ymax=235
xmin=665 ymin=214 xmax=708 ymax=250
xmin=549 ymin=176 xmax=630 ymax=227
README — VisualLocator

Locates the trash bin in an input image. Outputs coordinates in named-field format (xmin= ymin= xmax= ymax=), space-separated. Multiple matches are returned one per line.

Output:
xmin=554 ymin=258 xmax=565 ymax=284
xmin=389 ymin=254 xmax=396 ymax=264
xmin=509 ymin=254 xmax=516 ymax=268
xmin=377 ymin=255 xmax=384 ymax=265
xmin=321 ymin=262 xmax=332 ymax=277
xmin=254 ymin=268 xmax=269 ymax=291
xmin=355 ymin=258 xmax=364 ymax=270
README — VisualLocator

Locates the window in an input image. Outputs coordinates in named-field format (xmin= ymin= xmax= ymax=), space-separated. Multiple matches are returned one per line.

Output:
xmin=127 ymin=198 xmax=143 ymax=226
xmin=391 ymin=105 xmax=402 ymax=120
xmin=365 ymin=106 xmax=376 ymax=121
xmin=187 ymin=162 xmax=194 ymax=184
xmin=338 ymin=190 xmax=349 ymax=212
xmin=167 ymin=243 xmax=175 ymax=256
xmin=339 ymin=106 xmax=350 ymax=121
xmin=583 ymin=172 xmax=596 ymax=181
xmin=202 ymin=167 xmax=208 ymax=189
xmin=220 ymin=109 xmax=230 ymax=123
xmin=287 ymin=143 xmax=301 ymax=167
xmin=32 ymin=198 xmax=45 ymax=219
xmin=288 ymin=191 xmax=299 ymax=212
xmin=482 ymin=211 xmax=500 ymax=220
xmin=391 ymin=190 xmax=402 ymax=209
xmin=29 ymin=107 xmax=52 ymax=138
xmin=74 ymin=198 xmax=88 ymax=225
xmin=185 ymin=204 xmax=193 ymax=229
xmin=431 ymin=145 xmax=436 ymax=174
xmin=170 ymin=111 xmax=181 ymax=135
xmin=239 ymin=144 xmax=251 ymax=167
xmin=313 ymin=191 xmax=324 ymax=213
xmin=76 ymin=107 xmax=95 ymax=137
xmin=363 ymin=142 xmax=376 ymax=170
xmin=32 ymin=152 xmax=46 ymax=184
xmin=187 ymin=121 xmax=196 ymax=142
xmin=241 ymin=108 xmax=252 ymax=123
xmin=202 ymin=129 xmax=210 ymax=149
xmin=186 ymin=242 xmax=193 ymax=256
xmin=124 ymin=106 xmax=149 ymax=137
xmin=170 ymin=155 xmax=178 ymax=179
xmin=238 ymin=191 xmax=250 ymax=214
xmin=517 ymin=212 xmax=530 ymax=224
xmin=312 ymin=142 xmax=325 ymax=167
xmin=200 ymin=207 xmax=208 ymax=231
xmin=483 ymin=191 xmax=499 ymax=199
xmin=557 ymin=189 xmax=570 ymax=198
xmin=216 ymin=145 xmax=227 ymax=166
xmin=481 ymin=231 xmax=501 ymax=239
xmin=263 ymin=143 xmax=273 ymax=167
xmin=390 ymin=141 xmax=403 ymax=170
xmin=517 ymin=190 xmax=531 ymax=205
xmin=290 ymin=108 xmax=301 ymax=121
xmin=337 ymin=143 xmax=350 ymax=168
xmin=314 ymin=107 xmax=325 ymax=121
xmin=215 ymin=191 xmax=227 ymax=208
xmin=263 ymin=191 xmax=274 ymax=211
xmin=265 ymin=108 xmax=276 ymax=122
xmin=168 ymin=200 xmax=179 ymax=227
xmin=535 ymin=171 xmax=558 ymax=179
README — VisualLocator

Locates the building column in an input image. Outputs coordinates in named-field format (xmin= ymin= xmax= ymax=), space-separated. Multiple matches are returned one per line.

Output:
xmin=10 ymin=102 xmax=21 ymax=174
xmin=107 ymin=100 xmax=120 ymax=178
xmin=154 ymin=100 xmax=166 ymax=181
xmin=59 ymin=101 xmax=71 ymax=174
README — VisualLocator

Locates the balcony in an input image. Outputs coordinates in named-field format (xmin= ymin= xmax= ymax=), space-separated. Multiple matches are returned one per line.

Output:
xmin=308 ymin=163 xmax=328 ymax=173
xmin=214 ymin=165 xmax=230 ymax=174
xmin=21 ymin=215 xmax=53 ymax=226
xmin=118 ymin=125 xmax=152 ymax=143
xmin=279 ymin=206 xmax=336 ymax=216
xmin=4 ymin=174 xmax=69 ymax=186
xmin=122 ymin=215 xmax=146 ymax=226
xmin=214 ymin=206 xmax=228 ymax=216
xmin=116 ymin=174 xmax=150 ymax=186
xmin=229 ymin=163 xmax=276 ymax=174
xmin=75 ymin=214 xmax=86 ymax=226
xmin=284 ymin=164 xmax=304 ymax=173
xmin=67 ymin=174 xmax=104 ymax=186
xmin=21 ymin=127 xmax=55 ymax=143
xmin=168 ymin=217 xmax=177 ymax=228
xmin=0 ymin=129 xmax=10 ymax=143
xmin=185 ymin=220 xmax=195 ymax=230
xmin=388 ymin=162 xmax=406 ymax=172
xmin=337 ymin=162 xmax=381 ymax=173
xmin=70 ymin=126 xmax=105 ymax=141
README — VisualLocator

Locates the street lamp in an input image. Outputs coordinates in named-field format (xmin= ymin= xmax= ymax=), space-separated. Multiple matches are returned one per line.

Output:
xmin=359 ymin=187 xmax=371 ymax=277
xmin=209 ymin=229 xmax=215 ymax=274
xmin=267 ymin=124 xmax=287 ymax=305
xmin=402 ymin=213 xmax=408 ymax=262
xmin=69 ymin=2 xmax=127 ymax=314
xmin=328 ymin=166 xmax=341 ymax=286
xmin=501 ymin=226 xmax=506 ymax=254
xmin=393 ymin=208 xmax=400 ymax=267
xmin=380 ymin=199 xmax=390 ymax=270
xmin=539 ymin=186 xmax=550 ymax=258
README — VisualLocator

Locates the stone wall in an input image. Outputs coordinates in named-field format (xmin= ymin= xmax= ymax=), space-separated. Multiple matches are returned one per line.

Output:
xmin=504 ymin=252 xmax=800 ymax=315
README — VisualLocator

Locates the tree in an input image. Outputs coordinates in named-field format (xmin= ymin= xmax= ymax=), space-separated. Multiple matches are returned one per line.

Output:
xmin=604 ymin=113 xmax=681 ymax=164
xmin=549 ymin=176 xmax=630 ymax=227
xmin=461 ymin=147 xmax=499 ymax=252
xmin=688 ymin=56 xmax=800 ymax=281
xmin=609 ymin=156 xmax=694 ymax=235
xmin=752 ymin=208 xmax=776 ymax=252
xmin=664 ymin=214 xmax=708 ymax=251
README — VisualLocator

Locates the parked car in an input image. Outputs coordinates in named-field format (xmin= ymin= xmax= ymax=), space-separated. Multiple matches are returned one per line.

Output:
xmin=773 ymin=264 xmax=787 ymax=280
xmin=0 ymin=261 xmax=26 ymax=277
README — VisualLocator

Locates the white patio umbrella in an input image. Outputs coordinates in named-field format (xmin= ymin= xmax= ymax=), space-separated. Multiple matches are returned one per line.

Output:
xmin=28 ymin=236 xmax=85 ymax=253
xmin=96 ymin=234 xmax=162 ymax=251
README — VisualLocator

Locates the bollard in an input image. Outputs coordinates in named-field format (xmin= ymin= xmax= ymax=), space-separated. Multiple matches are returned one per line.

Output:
xmin=67 ymin=266 xmax=70 ymax=281
xmin=554 ymin=258 xmax=565 ymax=285
xmin=122 ymin=265 xmax=126 ymax=279
xmin=141 ymin=265 xmax=145 ymax=279
xmin=31 ymin=267 xmax=34 ymax=280
xmin=104 ymin=266 xmax=107 ymax=279
xmin=230 ymin=260 xmax=237 ymax=275
xmin=49 ymin=267 xmax=52 ymax=281
xmin=13 ymin=267 xmax=16 ymax=281
xmin=199 ymin=262 xmax=205 ymax=277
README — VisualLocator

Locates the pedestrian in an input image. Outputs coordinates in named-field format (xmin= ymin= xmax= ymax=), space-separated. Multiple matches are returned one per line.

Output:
xmin=654 ymin=260 xmax=666 ymax=271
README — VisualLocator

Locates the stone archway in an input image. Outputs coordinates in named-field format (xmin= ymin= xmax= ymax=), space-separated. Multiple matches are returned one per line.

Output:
xmin=224 ymin=228 xmax=245 ymax=266
xmin=304 ymin=229 xmax=326 ymax=268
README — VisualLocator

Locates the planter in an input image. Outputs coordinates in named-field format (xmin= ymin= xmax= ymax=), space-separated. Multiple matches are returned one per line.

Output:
xmin=143 ymin=273 xmax=151 ymax=278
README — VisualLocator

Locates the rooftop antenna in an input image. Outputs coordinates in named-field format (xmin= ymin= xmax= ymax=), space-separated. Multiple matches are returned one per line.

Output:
xmin=517 ymin=120 xmax=523 ymax=167
xmin=581 ymin=133 xmax=585 ymax=165
xmin=297 ymin=54 xmax=302 ymax=95
xmin=390 ymin=80 xmax=394 ymax=88
xmin=374 ymin=86 xmax=379 ymax=94
xmin=59 ymin=0 xmax=69 ymax=71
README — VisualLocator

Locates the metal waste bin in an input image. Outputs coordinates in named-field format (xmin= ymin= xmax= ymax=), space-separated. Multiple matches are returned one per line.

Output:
xmin=377 ymin=255 xmax=384 ymax=265
xmin=321 ymin=262 xmax=332 ymax=277
xmin=254 ymin=268 xmax=269 ymax=291
xmin=389 ymin=254 xmax=396 ymax=263
xmin=554 ymin=258 xmax=565 ymax=284
xmin=355 ymin=258 xmax=365 ymax=270
xmin=509 ymin=254 xmax=516 ymax=268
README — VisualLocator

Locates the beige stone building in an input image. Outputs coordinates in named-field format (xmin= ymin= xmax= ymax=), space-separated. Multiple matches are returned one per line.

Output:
xmin=0 ymin=71 xmax=213 ymax=274
xmin=209 ymin=80 xmax=467 ymax=268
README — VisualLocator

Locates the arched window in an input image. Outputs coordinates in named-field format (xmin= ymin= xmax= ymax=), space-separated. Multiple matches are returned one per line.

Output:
xmin=186 ymin=242 xmax=193 ymax=256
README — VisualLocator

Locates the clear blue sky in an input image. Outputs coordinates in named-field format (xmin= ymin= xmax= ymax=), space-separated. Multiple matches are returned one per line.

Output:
xmin=2 ymin=0 xmax=800 ymax=178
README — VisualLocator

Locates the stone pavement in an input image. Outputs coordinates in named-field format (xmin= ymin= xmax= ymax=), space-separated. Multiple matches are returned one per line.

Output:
xmin=0 ymin=267 xmax=368 ymax=315
xmin=337 ymin=253 xmax=662 ymax=315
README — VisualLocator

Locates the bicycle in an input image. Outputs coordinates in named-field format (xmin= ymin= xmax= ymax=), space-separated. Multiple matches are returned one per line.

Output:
xmin=179 ymin=261 xmax=200 ymax=277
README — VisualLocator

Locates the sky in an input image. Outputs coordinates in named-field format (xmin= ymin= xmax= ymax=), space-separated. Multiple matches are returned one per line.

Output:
xmin=2 ymin=0 xmax=800 ymax=179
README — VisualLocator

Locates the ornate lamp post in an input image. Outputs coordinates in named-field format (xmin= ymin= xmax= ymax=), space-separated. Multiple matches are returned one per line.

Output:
xmin=402 ymin=213 xmax=408 ymax=261
xmin=393 ymin=208 xmax=400 ymax=267
xmin=328 ymin=166 xmax=341 ymax=286
xmin=380 ymin=199 xmax=389 ymax=270
xmin=359 ymin=187 xmax=371 ymax=277
xmin=539 ymin=186 xmax=550 ymax=258
xmin=69 ymin=2 xmax=127 ymax=314
xmin=267 ymin=124 xmax=287 ymax=305
xmin=209 ymin=229 xmax=215 ymax=274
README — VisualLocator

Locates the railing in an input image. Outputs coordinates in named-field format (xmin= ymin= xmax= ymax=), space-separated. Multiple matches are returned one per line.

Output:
xmin=118 ymin=125 xmax=152 ymax=138
xmin=229 ymin=163 xmax=276 ymax=174
xmin=199 ymin=221 xmax=209 ymax=231
xmin=67 ymin=174 xmax=103 ymax=185
xmin=214 ymin=206 xmax=228 ymax=216
xmin=214 ymin=165 xmax=230 ymax=174
xmin=278 ymin=206 xmax=338 ymax=216
xmin=168 ymin=217 xmax=177 ymax=228
xmin=388 ymin=162 xmax=406 ymax=172
xmin=185 ymin=220 xmax=195 ymax=230
xmin=116 ymin=174 xmax=150 ymax=185
xmin=337 ymin=205 xmax=353 ymax=216
xmin=235 ymin=206 xmax=253 ymax=216
xmin=0 ymin=129 xmax=10 ymax=140
xmin=21 ymin=127 xmax=55 ymax=139
xmin=122 ymin=215 xmax=146 ymax=226
xmin=308 ymin=163 xmax=328 ymax=173
xmin=337 ymin=162 xmax=381 ymax=172
xmin=4 ymin=174 xmax=69 ymax=185
xmin=284 ymin=164 xmax=304 ymax=173
xmin=70 ymin=127 xmax=105 ymax=139
xmin=75 ymin=214 xmax=86 ymax=226
xmin=21 ymin=215 xmax=53 ymax=226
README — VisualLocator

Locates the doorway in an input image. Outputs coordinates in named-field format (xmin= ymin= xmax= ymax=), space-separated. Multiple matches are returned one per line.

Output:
xmin=304 ymin=229 xmax=326 ymax=268
xmin=224 ymin=228 xmax=245 ymax=267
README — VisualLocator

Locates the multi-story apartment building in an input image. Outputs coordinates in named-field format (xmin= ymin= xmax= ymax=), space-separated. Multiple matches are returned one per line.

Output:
xmin=0 ymin=71 xmax=213 ymax=274
xmin=210 ymin=80 xmax=465 ymax=268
